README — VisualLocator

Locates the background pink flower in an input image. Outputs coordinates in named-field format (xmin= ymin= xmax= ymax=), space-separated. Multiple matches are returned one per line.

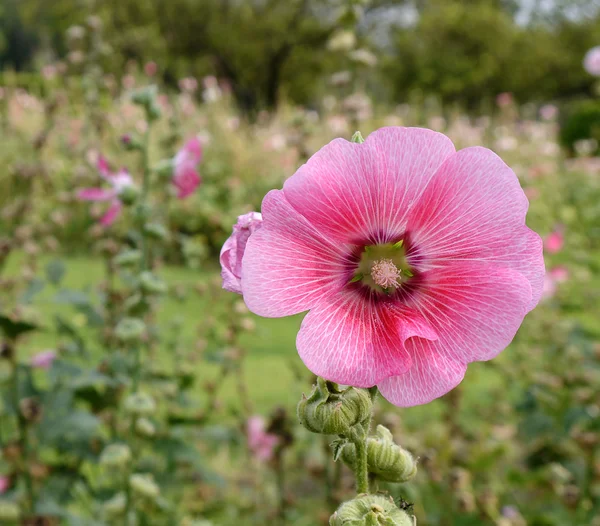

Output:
xmin=583 ymin=46 xmax=600 ymax=76
xmin=172 ymin=138 xmax=202 ymax=199
xmin=247 ymin=416 xmax=279 ymax=461
xmin=220 ymin=212 xmax=263 ymax=294
xmin=237 ymin=127 xmax=544 ymax=407
xmin=31 ymin=350 xmax=57 ymax=369
xmin=544 ymin=226 xmax=564 ymax=254
xmin=78 ymin=156 xmax=134 ymax=226
xmin=0 ymin=476 xmax=9 ymax=494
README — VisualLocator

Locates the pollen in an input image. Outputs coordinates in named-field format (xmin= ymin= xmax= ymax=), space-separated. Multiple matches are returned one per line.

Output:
xmin=370 ymin=258 xmax=401 ymax=289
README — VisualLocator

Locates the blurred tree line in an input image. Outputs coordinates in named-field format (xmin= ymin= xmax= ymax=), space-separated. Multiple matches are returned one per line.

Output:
xmin=1 ymin=0 xmax=599 ymax=111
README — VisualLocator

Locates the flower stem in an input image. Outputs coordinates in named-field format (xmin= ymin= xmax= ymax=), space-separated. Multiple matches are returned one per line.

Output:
xmin=140 ymin=123 xmax=152 ymax=272
xmin=349 ymin=425 xmax=369 ymax=494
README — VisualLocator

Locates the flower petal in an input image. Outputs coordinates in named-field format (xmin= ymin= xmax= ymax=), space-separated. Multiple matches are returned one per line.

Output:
xmin=283 ymin=127 xmax=456 ymax=244
xmin=99 ymin=201 xmax=122 ymax=226
xmin=78 ymin=188 xmax=115 ymax=201
xmin=241 ymin=190 xmax=350 ymax=317
xmin=407 ymin=146 xmax=544 ymax=310
xmin=379 ymin=262 xmax=532 ymax=407
xmin=297 ymin=292 xmax=438 ymax=388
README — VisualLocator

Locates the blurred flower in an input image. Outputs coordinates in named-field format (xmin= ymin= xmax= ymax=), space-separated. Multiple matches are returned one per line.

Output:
xmin=330 ymin=71 xmax=352 ymax=87
xmin=78 ymin=156 xmax=135 ymax=226
xmin=327 ymin=30 xmax=356 ymax=52
xmin=31 ymin=350 xmax=56 ymax=370
xmin=220 ymin=212 xmax=263 ymax=294
xmin=172 ymin=138 xmax=202 ymax=199
xmin=544 ymin=226 xmax=564 ymax=254
xmin=202 ymin=76 xmax=222 ymax=103
xmin=264 ymin=133 xmax=287 ymax=152
xmin=540 ymin=104 xmax=558 ymax=121
xmin=550 ymin=265 xmax=569 ymax=282
xmin=583 ymin=46 xmax=600 ymax=76
xmin=0 ymin=476 xmax=8 ymax=494
xmin=348 ymin=48 xmax=378 ymax=67
xmin=42 ymin=65 xmax=57 ymax=80
xmin=122 ymin=74 xmax=136 ymax=89
xmin=574 ymin=138 xmax=598 ymax=157
xmin=327 ymin=115 xmax=350 ymax=134
xmin=179 ymin=77 xmax=198 ymax=93
xmin=247 ymin=416 xmax=279 ymax=461
xmin=144 ymin=61 xmax=157 ymax=77
xmin=235 ymin=127 xmax=544 ymax=407
xmin=496 ymin=92 xmax=513 ymax=108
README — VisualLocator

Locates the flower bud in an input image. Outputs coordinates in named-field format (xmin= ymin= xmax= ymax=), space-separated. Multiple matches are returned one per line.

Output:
xmin=103 ymin=492 xmax=127 ymax=517
xmin=143 ymin=223 xmax=168 ymax=241
xmin=129 ymin=473 xmax=160 ymax=499
xmin=135 ymin=417 xmax=156 ymax=437
xmin=341 ymin=425 xmax=417 ymax=483
xmin=124 ymin=392 xmax=156 ymax=416
xmin=153 ymin=159 xmax=175 ymax=178
xmin=119 ymin=185 xmax=139 ymax=206
xmin=100 ymin=444 xmax=132 ymax=468
xmin=330 ymin=495 xmax=413 ymax=526
xmin=0 ymin=501 xmax=20 ymax=521
xmin=121 ymin=134 xmax=143 ymax=151
xmin=115 ymin=317 xmax=146 ymax=344
xmin=297 ymin=377 xmax=372 ymax=435
xmin=139 ymin=271 xmax=168 ymax=295
xmin=131 ymin=86 xmax=158 ymax=108
xmin=114 ymin=249 xmax=142 ymax=268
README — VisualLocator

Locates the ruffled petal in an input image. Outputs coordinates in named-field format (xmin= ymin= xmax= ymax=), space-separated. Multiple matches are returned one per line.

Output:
xmin=407 ymin=146 xmax=544 ymax=311
xmin=297 ymin=291 xmax=438 ymax=388
xmin=241 ymin=190 xmax=350 ymax=317
xmin=99 ymin=201 xmax=122 ymax=226
xmin=378 ymin=262 xmax=532 ymax=407
xmin=283 ymin=127 xmax=455 ymax=244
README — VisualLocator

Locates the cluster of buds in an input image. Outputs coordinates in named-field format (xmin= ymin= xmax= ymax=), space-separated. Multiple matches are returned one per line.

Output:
xmin=330 ymin=495 xmax=413 ymax=526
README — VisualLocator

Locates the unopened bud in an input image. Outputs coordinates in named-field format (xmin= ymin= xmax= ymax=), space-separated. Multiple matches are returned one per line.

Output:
xmin=129 ymin=473 xmax=160 ymax=499
xmin=124 ymin=392 xmax=156 ymax=416
xmin=118 ymin=185 xmax=139 ymax=206
xmin=297 ymin=377 xmax=372 ymax=435
xmin=341 ymin=425 xmax=417 ymax=483
xmin=139 ymin=271 xmax=168 ymax=295
xmin=351 ymin=131 xmax=365 ymax=144
xmin=330 ymin=495 xmax=413 ymax=526
xmin=115 ymin=317 xmax=146 ymax=343
xmin=103 ymin=492 xmax=127 ymax=517
xmin=143 ymin=223 xmax=168 ymax=241
xmin=100 ymin=444 xmax=132 ymax=468
xmin=131 ymin=86 xmax=158 ymax=108
xmin=114 ymin=249 xmax=142 ymax=268
xmin=135 ymin=417 xmax=156 ymax=437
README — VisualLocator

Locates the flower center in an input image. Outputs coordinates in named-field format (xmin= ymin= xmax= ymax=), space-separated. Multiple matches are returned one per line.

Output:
xmin=350 ymin=240 xmax=414 ymax=293
xmin=370 ymin=259 xmax=401 ymax=289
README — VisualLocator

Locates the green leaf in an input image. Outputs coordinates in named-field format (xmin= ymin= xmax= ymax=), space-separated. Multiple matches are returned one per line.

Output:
xmin=20 ymin=278 xmax=45 ymax=304
xmin=0 ymin=314 xmax=39 ymax=339
xmin=45 ymin=260 xmax=67 ymax=286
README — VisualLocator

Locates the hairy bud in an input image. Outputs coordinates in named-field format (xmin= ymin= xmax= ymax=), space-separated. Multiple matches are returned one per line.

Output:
xmin=341 ymin=425 xmax=417 ymax=483
xmin=100 ymin=444 xmax=132 ymax=468
xmin=297 ymin=377 xmax=372 ymax=436
xmin=330 ymin=495 xmax=413 ymax=526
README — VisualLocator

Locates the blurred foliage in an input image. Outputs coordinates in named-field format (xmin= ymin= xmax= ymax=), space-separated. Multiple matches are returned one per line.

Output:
xmin=560 ymin=99 xmax=600 ymax=156
xmin=2 ymin=0 xmax=600 ymax=111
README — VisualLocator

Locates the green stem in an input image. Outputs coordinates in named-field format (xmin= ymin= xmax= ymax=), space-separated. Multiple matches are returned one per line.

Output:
xmin=140 ymin=123 xmax=152 ymax=272
xmin=349 ymin=426 xmax=369 ymax=494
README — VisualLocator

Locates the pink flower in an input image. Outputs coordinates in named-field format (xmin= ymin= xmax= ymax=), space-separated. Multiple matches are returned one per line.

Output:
xmin=172 ymin=138 xmax=202 ymax=199
xmin=550 ymin=265 xmax=569 ymax=282
xmin=496 ymin=92 xmax=513 ymax=107
xmin=31 ymin=350 xmax=57 ymax=370
xmin=144 ymin=61 xmax=158 ymax=77
xmin=220 ymin=212 xmax=263 ymax=294
xmin=583 ymin=46 xmax=600 ymax=76
xmin=0 ymin=476 xmax=9 ymax=494
xmin=78 ymin=156 xmax=134 ymax=226
xmin=234 ymin=127 xmax=544 ymax=407
xmin=544 ymin=227 xmax=564 ymax=254
xmin=539 ymin=104 xmax=558 ymax=121
xmin=247 ymin=416 xmax=279 ymax=461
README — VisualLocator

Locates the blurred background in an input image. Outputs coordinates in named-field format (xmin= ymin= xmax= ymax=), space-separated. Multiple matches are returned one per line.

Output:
xmin=0 ymin=0 xmax=600 ymax=525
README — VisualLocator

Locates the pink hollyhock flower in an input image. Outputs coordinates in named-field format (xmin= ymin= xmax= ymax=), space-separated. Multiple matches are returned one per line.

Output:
xmin=144 ymin=61 xmax=158 ymax=77
xmin=78 ymin=157 xmax=134 ymax=226
xmin=544 ymin=227 xmax=564 ymax=254
xmin=228 ymin=127 xmax=544 ymax=407
xmin=496 ymin=92 xmax=513 ymax=107
xmin=220 ymin=212 xmax=263 ymax=294
xmin=539 ymin=104 xmax=558 ymax=121
xmin=247 ymin=416 xmax=279 ymax=461
xmin=172 ymin=138 xmax=202 ymax=199
xmin=0 ymin=476 xmax=9 ymax=494
xmin=550 ymin=265 xmax=569 ymax=282
xmin=583 ymin=46 xmax=600 ymax=76
xmin=31 ymin=350 xmax=57 ymax=370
